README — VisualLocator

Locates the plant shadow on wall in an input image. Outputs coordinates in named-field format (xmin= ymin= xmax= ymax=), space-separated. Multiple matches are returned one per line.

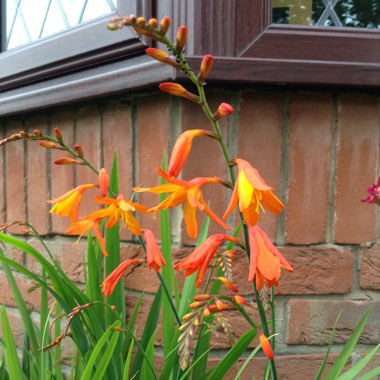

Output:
xmin=0 ymin=15 xmax=379 ymax=380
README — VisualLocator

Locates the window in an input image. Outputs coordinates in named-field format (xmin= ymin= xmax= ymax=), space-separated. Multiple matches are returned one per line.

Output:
xmin=0 ymin=1 xmax=379 ymax=117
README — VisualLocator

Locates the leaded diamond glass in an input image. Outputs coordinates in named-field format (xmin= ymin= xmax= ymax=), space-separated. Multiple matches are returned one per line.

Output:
xmin=5 ymin=0 xmax=118 ymax=50
xmin=272 ymin=0 xmax=380 ymax=28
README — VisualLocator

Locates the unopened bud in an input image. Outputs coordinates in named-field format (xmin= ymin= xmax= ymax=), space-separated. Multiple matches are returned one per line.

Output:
xmin=34 ymin=129 xmax=43 ymax=137
xmin=259 ymin=332 xmax=274 ymax=361
xmin=160 ymin=17 xmax=171 ymax=34
xmin=19 ymin=131 xmax=29 ymax=138
xmin=176 ymin=26 xmax=187 ymax=53
xmin=203 ymin=307 xmax=210 ymax=317
xmin=74 ymin=144 xmax=84 ymax=158
xmin=137 ymin=17 xmax=146 ymax=26
xmin=111 ymin=305 xmax=116 ymax=311
xmin=54 ymin=128 xmax=63 ymax=143
xmin=194 ymin=294 xmax=211 ymax=301
xmin=198 ymin=55 xmax=214 ymax=82
xmin=233 ymin=295 xmax=247 ymax=305
xmin=159 ymin=83 xmax=200 ymax=103
xmin=54 ymin=157 xmax=79 ymax=165
xmin=146 ymin=48 xmax=178 ymax=68
xmin=39 ymin=141 xmax=62 ymax=149
xmin=214 ymin=103 xmax=234 ymax=121
xmin=148 ymin=18 xmax=158 ymax=28
xmin=99 ymin=168 xmax=109 ymax=197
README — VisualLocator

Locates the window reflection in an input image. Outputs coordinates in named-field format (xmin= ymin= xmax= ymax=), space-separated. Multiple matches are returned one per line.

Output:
xmin=272 ymin=0 xmax=380 ymax=28
xmin=6 ymin=0 xmax=117 ymax=50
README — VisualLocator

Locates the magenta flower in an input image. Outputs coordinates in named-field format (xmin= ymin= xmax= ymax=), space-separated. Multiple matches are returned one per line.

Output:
xmin=361 ymin=177 xmax=380 ymax=206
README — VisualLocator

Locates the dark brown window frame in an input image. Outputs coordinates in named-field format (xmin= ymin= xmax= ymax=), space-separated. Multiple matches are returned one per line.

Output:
xmin=0 ymin=0 xmax=379 ymax=117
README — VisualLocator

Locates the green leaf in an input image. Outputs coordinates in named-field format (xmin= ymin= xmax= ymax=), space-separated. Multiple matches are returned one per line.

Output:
xmin=207 ymin=328 xmax=257 ymax=380
xmin=324 ymin=309 xmax=371 ymax=380
xmin=315 ymin=311 xmax=341 ymax=380
xmin=336 ymin=344 xmax=380 ymax=380
xmin=357 ymin=364 xmax=380 ymax=380
xmin=140 ymin=329 xmax=158 ymax=380
xmin=1 ymin=306 xmax=26 ymax=380
xmin=80 ymin=321 xmax=119 ymax=380
xmin=122 ymin=338 xmax=135 ymax=380
xmin=131 ymin=288 xmax=162 ymax=380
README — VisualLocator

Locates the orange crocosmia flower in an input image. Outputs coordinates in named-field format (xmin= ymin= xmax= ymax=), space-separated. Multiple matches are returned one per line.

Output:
xmin=48 ymin=184 xmax=96 ymax=222
xmin=89 ymin=194 xmax=148 ymax=236
xmin=174 ymin=234 xmax=238 ymax=287
xmin=259 ymin=331 xmax=274 ymax=361
xmin=134 ymin=168 xmax=230 ymax=239
xmin=66 ymin=217 xmax=107 ymax=256
xmin=248 ymin=225 xmax=293 ymax=290
xmin=143 ymin=228 xmax=167 ymax=272
xmin=223 ymin=158 xmax=284 ymax=226
xmin=168 ymin=129 xmax=214 ymax=177
xmin=102 ymin=258 xmax=142 ymax=296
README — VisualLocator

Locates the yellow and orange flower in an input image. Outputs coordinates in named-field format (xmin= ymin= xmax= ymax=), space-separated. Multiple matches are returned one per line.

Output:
xmin=248 ymin=225 xmax=293 ymax=290
xmin=89 ymin=194 xmax=148 ymax=236
xmin=134 ymin=168 xmax=230 ymax=239
xmin=174 ymin=233 xmax=238 ymax=287
xmin=48 ymin=184 xmax=96 ymax=222
xmin=102 ymin=258 xmax=142 ymax=296
xmin=168 ymin=129 xmax=214 ymax=177
xmin=66 ymin=217 xmax=107 ymax=256
xmin=223 ymin=158 xmax=284 ymax=226
xmin=143 ymin=228 xmax=167 ymax=272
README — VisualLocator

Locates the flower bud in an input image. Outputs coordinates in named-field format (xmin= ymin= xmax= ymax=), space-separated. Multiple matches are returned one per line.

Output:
xmin=99 ymin=168 xmax=109 ymax=197
xmin=198 ymin=55 xmax=214 ymax=82
xmin=214 ymin=277 xmax=238 ymax=293
xmin=39 ymin=141 xmax=62 ymax=149
xmin=34 ymin=129 xmax=43 ymax=137
xmin=203 ymin=307 xmax=210 ymax=317
xmin=160 ymin=17 xmax=171 ymax=34
xmin=148 ymin=18 xmax=158 ymax=28
xmin=214 ymin=103 xmax=234 ymax=121
xmin=74 ymin=144 xmax=84 ymax=158
xmin=259 ymin=332 xmax=274 ymax=361
xmin=176 ymin=26 xmax=187 ymax=53
xmin=159 ymin=83 xmax=200 ymax=103
xmin=54 ymin=157 xmax=79 ymax=165
xmin=137 ymin=17 xmax=146 ymax=26
xmin=233 ymin=295 xmax=247 ymax=305
xmin=54 ymin=128 xmax=63 ymax=143
xmin=146 ymin=48 xmax=178 ymax=68
xmin=194 ymin=294 xmax=211 ymax=301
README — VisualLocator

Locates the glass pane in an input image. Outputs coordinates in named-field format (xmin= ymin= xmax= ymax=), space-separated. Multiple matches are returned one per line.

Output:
xmin=5 ymin=0 xmax=117 ymax=50
xmin=272 ymin=0 xmax=380 ymax=28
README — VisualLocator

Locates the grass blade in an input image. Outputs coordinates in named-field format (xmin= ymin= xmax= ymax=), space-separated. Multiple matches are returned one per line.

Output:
xmin=122 ymin=338 xmax=135 ymax=380
xmin=325 ymin=309 xmax=371 ymax=380
xmin=1 ymin=306 xmax=25 ymax=380
xmin=207 ymin=328 xmax=257 ymax=380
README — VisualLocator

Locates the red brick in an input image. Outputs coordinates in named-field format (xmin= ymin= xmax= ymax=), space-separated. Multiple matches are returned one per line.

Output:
xmin=75 ymin=105 xmax=101 ymax=217
xmin=335 ymin=94 xmax=378 ymax=244
xmin=58 ymin=241 xmax=87 ymax=283
xmin=360 ymin=246 xmax=380 ymax=290
xmin=287 ymin=299 xmax=380 ymax=345
xmin=181 ymin=92 xmax=229 ymax=244
xmin=238 ymin=91 xmax=283 ymax=241
xmin=229 ymin=245 xmax=352 ymax=296
xmin=5 ymin=119 xmax=26 ymax=234
xmin=286 ymin=93 xmax=333 ymax=244
xmin=50 ymin=110 xmax=75 ymax=234
xmin=27 ymin=116 xmax=50 ymax=235
xmin=137 ymin=94 xmax=170 ymax=238
xmin=103 ymin=102 xmax=133 ymax=241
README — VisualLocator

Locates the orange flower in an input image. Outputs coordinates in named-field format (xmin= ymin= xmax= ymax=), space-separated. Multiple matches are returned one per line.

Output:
xmin=259 ymin=331 xmax=274 ymax=360
xmin=98 ymin=168 xmax=109 ymax=196
xmin=223 ymin=158 xmax=284 ymax=226
xmin=143 ymin=229 xmax=167 ymax=271
xmin=174 ymin=234 xmax=238 ymax=287
xmin=88 ymin=194 xmax=148 ymax=236
xmin=66 ymin=217 xmax=107 ymax=256
xmin=134 ymin=168 xmax=230 ymax=239
xmin=102 ymin=259 xmax=142 ymax=296
xmin=168 ymin=129 xmax=214 ymax=177
xmin=248 ymin=225 xmax=293 ymax=290
xmin=159 ymin=83 xmax=200 ymax=103
xmin=48 ymin=184 xmax=96 ymax=222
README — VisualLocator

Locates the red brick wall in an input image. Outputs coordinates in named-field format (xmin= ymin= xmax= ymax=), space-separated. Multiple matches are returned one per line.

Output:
xmin=0 ymin=89 xmax=379 ymax=379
